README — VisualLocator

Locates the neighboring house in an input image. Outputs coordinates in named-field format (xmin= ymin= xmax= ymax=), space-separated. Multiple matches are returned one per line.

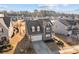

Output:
xmin=52 ymin=19 xmax=69 ymax=35
xmin=0 ymin=16 xmax=9 ymax=42
xmin=0 ymin=14 xmax=13 ymax=47
xmin=52 ymin=18 xmax=79 ymax=43
xmin=0 ymin=14 xmax=14 ymax=39
xmin=25 ymin=17 xmax=53 ymax=41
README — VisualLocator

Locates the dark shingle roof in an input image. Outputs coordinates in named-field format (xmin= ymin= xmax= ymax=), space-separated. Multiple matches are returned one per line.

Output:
xmin=3 ymin=17 xmax=11 ymax=28
xmin=26 ymin=20 xmax=43 ymax=35
xmin=59 ymin=19 xmax=77 ymax=26
xmin=25 ymin=17 xmax=53 ymax=35
xmin=59 ymin=19 xmax=69 ymax=26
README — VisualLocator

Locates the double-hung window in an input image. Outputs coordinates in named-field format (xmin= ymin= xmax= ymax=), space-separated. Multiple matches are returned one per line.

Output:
xmin=32 ymin=26 xmax=35 ymax=32
xmin=37 ymin=26 xmax=40 ymax=32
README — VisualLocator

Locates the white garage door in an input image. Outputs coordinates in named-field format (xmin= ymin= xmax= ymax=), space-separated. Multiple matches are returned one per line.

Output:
xmin=31 ymin=35 xmax=42 ymax=41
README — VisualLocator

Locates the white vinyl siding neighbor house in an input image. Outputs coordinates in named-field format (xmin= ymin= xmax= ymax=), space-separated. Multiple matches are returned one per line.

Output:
xmin=52 ymin=18 xmax=79 ymax=44
xmin=52 ymin=20 xmax=68 ymax=35
xmin=0 ymin=16 xmax=9 ymax=43
xmin=0 ymin=14 xmax=14 ymax=41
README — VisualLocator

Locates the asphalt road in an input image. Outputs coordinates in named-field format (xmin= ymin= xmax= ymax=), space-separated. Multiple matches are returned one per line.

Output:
xmin=32 ymin=41 xmax=52 ymax=54
xmin=32 ymin=40 xmax=60 ymax=54
xmin=44 ymin=41 xmax=60 ymax=54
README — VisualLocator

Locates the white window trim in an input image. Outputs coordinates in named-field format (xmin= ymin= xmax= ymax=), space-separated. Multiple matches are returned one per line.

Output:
xmin=32 ymin=26 xmax=35 ymax=32
xmin=0 ymin=28 xmax=2 ymax=32
xmin=37 ymin=26 xmax=40 ymax=32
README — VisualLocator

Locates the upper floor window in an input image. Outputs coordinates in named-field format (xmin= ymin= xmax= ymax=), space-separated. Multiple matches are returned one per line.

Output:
xmin=32 ymin=26 xmax=35 ymax=32
xmin=46 ymin=27 xmax=50 ymax=31
xmin=37 ymin=26 xmax=40 ymax=32
xmin=0 ymin=28 xmax=3 ymax=32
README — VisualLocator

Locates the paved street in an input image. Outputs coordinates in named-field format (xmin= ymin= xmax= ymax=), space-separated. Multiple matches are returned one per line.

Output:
xmin=32 ymin=41 xmax=53 ymax=54
xmin=45 ymin=41 xmax=60 ymax=54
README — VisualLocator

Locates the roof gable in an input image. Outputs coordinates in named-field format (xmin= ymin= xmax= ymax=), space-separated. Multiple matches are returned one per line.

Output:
xmin=3 ymin=17 xmax=11 ymax=28
xmin=26 ymin=20 xmax=43 ymax=35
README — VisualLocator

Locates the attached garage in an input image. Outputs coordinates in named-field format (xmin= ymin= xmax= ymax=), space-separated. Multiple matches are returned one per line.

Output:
xmin=31 ymin=34 xmax=42 ymax=41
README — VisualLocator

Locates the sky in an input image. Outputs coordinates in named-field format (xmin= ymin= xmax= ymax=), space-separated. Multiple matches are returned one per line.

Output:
xmin=0 ymin=4 xmax=79 ymax=14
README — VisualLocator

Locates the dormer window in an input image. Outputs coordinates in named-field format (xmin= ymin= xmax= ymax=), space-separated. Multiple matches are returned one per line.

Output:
xmin=46 ymin=27 xmax=50 ymax=31
xmin=37 ymin=26 xmax=40 ymax=32
xmin=32 ymin=26 xmax=35 ymax=32
xmin=0 ymin=28 xmax=3 ymax=32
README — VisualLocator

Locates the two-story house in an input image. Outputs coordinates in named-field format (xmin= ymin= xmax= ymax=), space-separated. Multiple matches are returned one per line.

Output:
xmin=25 ymin=17 xmax=53 ymax=41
